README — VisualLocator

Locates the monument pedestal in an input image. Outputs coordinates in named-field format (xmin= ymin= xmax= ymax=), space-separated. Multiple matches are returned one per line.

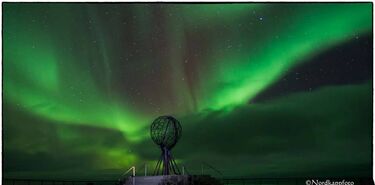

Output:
xmin=123 ymin=175 xmax=222 ymax=185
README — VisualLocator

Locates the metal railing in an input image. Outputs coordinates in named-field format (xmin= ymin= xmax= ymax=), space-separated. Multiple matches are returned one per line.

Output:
xmin=220 ymin=177 xmax=373 ymax=185
xmin=201 ymin=162 xmax=223 ymax=177
xmin=2 ymin=179 xmax=118 ymax=185
xmin=3 ymin=177 xmax=373 ymax=185
xmin=119 ymin=166 xmax=135 ymax=185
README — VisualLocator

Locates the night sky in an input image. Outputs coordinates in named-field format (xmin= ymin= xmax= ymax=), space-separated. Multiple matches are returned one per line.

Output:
xmin=3 ymin=3 xmax=373 ymax=179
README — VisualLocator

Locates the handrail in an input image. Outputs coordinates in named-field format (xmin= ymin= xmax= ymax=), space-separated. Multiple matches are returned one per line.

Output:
xmin=119 ymin=166 xmax=136 ymax=185
xmin=202 ymin=162 xmax=224 ymax=177
xmin=135 ymin=163 xmax=148 ymax=176
xmin=121 ymin=166 xmax=135 ymax=178
xmin=3 ymin=177 xmax=369 ymax=185
xmin=182 ymin=165 xmax=191 ymax=175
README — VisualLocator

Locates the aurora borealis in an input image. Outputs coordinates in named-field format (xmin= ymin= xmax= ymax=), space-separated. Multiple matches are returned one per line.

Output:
xmin=3 ymin=3 xmax=373 ymax=179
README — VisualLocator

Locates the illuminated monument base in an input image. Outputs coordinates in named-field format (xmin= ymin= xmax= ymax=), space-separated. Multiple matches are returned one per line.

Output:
xmin=123 ymin=175 xmax=222 ymax=185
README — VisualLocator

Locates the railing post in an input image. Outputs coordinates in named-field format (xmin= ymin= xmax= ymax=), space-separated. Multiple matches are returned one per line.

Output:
xmin=145 ymin=164 xmax=147 ymax=176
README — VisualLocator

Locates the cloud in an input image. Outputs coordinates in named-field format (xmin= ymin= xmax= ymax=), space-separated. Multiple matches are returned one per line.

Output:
xmin=136 ymin=82 xmax=372 ymax=177
xmin=3 ymin=103 xmax=136 ymax=177
xmin=4 ymin=82 xmax=372 ymax=179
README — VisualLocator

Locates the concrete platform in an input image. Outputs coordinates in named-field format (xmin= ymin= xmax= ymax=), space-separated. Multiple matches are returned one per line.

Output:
xmin=123 ymin=175 xmax=222 ymax=185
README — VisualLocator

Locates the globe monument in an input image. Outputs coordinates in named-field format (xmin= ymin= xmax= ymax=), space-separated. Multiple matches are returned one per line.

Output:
xmin=123 ymin=115 xmax=222 ymax=185
xmin=150 ymin=116 xmax=182 ymax=175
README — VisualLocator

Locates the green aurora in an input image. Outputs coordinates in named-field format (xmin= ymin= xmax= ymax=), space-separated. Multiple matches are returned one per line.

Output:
xmin=3 ymin=3 xmax=373 ymax=179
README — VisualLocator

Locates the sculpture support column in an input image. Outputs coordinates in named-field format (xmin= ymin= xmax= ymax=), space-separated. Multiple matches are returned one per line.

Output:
xmin=162 ymin=146 xmax=170 ymax=175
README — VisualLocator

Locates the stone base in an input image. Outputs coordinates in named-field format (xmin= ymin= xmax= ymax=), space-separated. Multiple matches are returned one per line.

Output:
xmin=123 ymin=175 xmax=222 ymax=185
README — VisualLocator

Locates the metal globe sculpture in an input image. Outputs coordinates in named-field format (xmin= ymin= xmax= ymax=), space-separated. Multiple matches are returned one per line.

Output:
xmin=150 ymin=115 xmax=182 ymax=175
xmin=151 ymin=116 xmax=182 ymax=149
